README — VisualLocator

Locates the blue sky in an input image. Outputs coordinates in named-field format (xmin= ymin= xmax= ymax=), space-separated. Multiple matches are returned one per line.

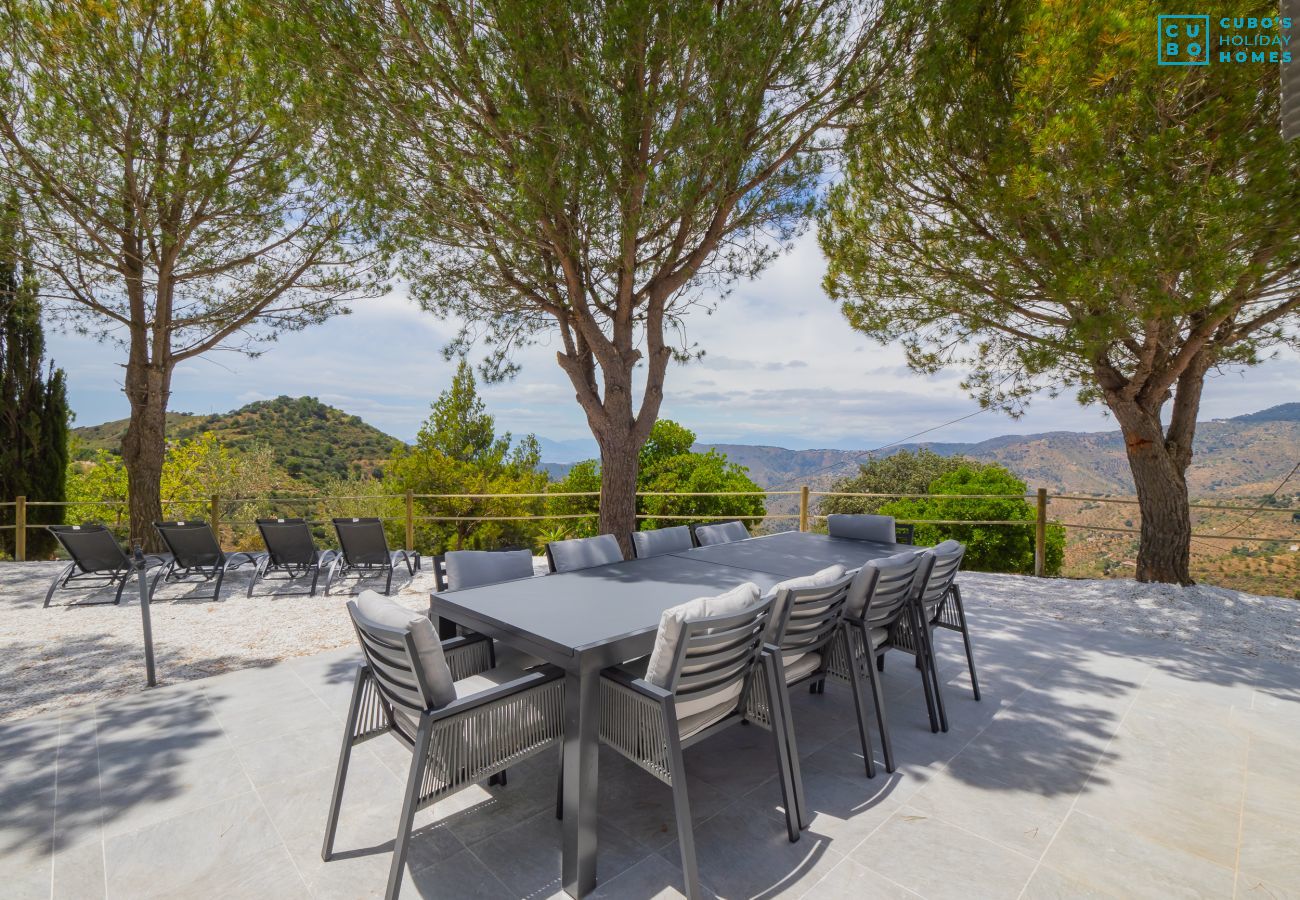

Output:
xmin=46 ymin=233 xmax=1300 ymax=462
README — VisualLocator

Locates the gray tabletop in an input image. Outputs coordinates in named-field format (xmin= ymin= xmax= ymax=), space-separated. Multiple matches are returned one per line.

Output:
xmin=427 ymin=529 xmax=923 ymax=899
xmin=430 ymin=553 xmax=787 ymax=662
xmin=670 ymin=530 xmax=913 ymax=577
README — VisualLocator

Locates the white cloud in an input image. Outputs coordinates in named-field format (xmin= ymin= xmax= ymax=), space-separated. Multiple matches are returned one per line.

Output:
xmin=44 ymin=231 xmax=1300 ymax=450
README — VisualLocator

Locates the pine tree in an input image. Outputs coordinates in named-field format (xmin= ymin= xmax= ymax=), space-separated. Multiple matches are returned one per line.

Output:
xmin=1 ymin=193 xmax=68 ymax=559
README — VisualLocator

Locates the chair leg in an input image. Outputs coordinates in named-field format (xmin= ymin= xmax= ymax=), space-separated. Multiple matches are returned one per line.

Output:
xmin=149 ymin=564 xmax=170 ymax=600
xmin=866 ymin=649 xmax=895 ymax=774
xmin=876 ymin=654 xmax=885 ymax=672
xmin=322 ymin=667 xmax=367 ymax=861
xmin=920 ymin=622 xmax=949 ymax=733
xmin=44 ymin=563 xmax=76 ymax=608
xmin=384 ymin=565 xmax=395 ymax=595
xmin=247 ymin=556 xmax=269 ymax=598
xmin=908 ymin=611 xmax=940 ymax=734
xmin=113 ymin=571 xmax=131 ymax=605
xmin=323 ymin=558 xmax=342 ymax=596
xmin=842 ymin=632 xmax=876 ymax=779
xmin=212 ymin=566 xmax=227 ymax=602
xmin=555 ymin=748 xmax=564 ymax=820
xmin=951 ymin=584 xmax=980 ymax=701
xmin=761 ymin=657 xmax=800 ymax=843
xmin=387 ymin=719 xmax=432 ymax=900
xmin=664 ymin=716 xmax=700 ymax=899
xmin=766 ymin=653 xmax=808 ymax=834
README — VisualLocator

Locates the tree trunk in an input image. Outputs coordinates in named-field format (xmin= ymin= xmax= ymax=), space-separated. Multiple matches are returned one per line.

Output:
xmin=121 ymin=359 xmax=170 ymax=552
xmin=596 ymin=428 xmax=640 ymax=559
xmin=1109 ymin=402 xmax=1194 ymax=585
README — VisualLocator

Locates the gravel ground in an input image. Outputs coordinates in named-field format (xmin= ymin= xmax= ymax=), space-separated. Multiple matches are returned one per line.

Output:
xmin=1 ymin=559 xmax=1295 ymax=723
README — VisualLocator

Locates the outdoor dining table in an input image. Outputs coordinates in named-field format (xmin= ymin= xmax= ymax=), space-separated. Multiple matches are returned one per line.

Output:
xmin=428 ymin=530 xmax=915 ymax=897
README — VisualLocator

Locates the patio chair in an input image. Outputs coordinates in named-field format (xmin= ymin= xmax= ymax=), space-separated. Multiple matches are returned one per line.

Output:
xmin=324 ymin=590 xmax=563 ymax=900
xmin=597 ymin=583 xmax=801 ymax=898
xmin=44 ymin=524 xmax=166 ymax=607
xmin=827 ymin=514 xmax=897 ymax=544
xmin=247 ymin=518 xmax=339 ymax=598
xmin=692 ymin=520 xmax=750 ymax=546
xmin=920 ymin=540 xmax=978 ymax=701
xmin=745 ymin=565 xmax=858 ymax=826
xmin=888 ymin=540 xmax=971 ymax=733
xmin=434 ymin=547 xmax=535 ymax=593
xmin=151 ymin=520 xmax=262 ymax=602
xmin=325 ymin=518 xmax=419 ymax=596
xmin=430 ymin=548 xmax=534 ymax=639
xmin=545 ymin=533 xmax=622 ymax=573
xmin=431 ymin=547 xmax=539 ymax=651
xmin=825 ymin=550 xmax=925 ymax=773
xmin=630 ymin=524 xmax=694 ymax=558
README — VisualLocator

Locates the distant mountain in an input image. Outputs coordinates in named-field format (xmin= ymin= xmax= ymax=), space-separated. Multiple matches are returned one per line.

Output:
xmin=72 ymin=396 xmax=401 ymax=485
xmin=698 ymin=403 xmax=1300 ymax=497
xmin=536 ymin=436 xmax=599 ymax=463
xmin=1230 ymin=402 xmax=1300 ymax=423
xmin=71 ymin=399 xmax=1298 ymax=498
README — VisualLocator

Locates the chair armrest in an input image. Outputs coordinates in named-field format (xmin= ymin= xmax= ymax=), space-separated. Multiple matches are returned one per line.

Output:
xmin=440 ymin=632 xmax=489 ymax=653
xmin=426 ymin=665 xmax=564 ymax=723
xmin=601 ymin=665 xmax=673 ymax=702
xmin=441 ymin=632 xmax=494 ymax=679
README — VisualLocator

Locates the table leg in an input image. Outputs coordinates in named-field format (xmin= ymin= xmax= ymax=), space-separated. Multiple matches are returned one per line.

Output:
xmin=561 ymin=664 xmax=599 ymax=897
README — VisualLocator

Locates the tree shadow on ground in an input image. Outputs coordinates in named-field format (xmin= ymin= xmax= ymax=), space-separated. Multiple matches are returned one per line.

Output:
xmin=0 ymin=641 xmax=276 ymax=859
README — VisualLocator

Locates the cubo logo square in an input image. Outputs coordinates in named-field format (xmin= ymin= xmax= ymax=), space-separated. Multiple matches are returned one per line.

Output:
xmin=1158 ymin=14 xmax=1211 ymax=64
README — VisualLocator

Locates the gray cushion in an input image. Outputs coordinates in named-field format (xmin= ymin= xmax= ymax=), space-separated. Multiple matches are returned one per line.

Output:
xmin=847 ymin=627 xmax=890 ymax=661
xmin=355 ymin=590 xmax=457 ymax=708
xmin=677 ymin=699 xmax=737 ymax=738
xmin=445 ymin=549 xmax=535 ymax=590
xmin=693 ymin=521 xmax=751 ymax=546
xmin=827 ymin=514 xmax=896 ymax=543
xmin=631 ymin=526 xmax=694 ymax=558
xmin=393 ymin=662 xmax=534 ymax=737
xmin=644 ymin=582 xmax=762 ymax=721
xmin=453 ymin=662 xmax=529 ymax=699
xmin=783 ymin=650 xmax=822 ymax=684
xmin=548 ymin=534 xmax=623 ymax=573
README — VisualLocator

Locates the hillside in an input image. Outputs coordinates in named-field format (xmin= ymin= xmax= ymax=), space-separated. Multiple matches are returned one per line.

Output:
xmin=72 ymin=396 xmax=401 ymax=485
xmin=703 ymin=402 xmax=1300 ymax=497
xmin=72 ymin=398 xmax=1299 ymax=498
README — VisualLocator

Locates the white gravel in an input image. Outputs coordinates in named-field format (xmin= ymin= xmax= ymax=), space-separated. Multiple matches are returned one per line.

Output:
xmin=1 ymin=559 xmax=1295 ymax=723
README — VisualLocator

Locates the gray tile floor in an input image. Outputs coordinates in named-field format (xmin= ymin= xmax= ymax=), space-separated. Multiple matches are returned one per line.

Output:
xmin=3 ymin=598 xmax=1299 ymax=899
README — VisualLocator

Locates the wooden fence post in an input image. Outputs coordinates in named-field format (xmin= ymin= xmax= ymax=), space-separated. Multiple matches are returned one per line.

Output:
xmin=15 ymin=495 xmax=26 ymax=562
xmin=210 ymin=494 xmax=220 ymax=538
xmin=799 ymin=485 xmax=810 ymax=533
xmin=405 ymin=490 xmax=415 ymax=551
xmin=1034 ymin=487 xmax=1048 ymax=577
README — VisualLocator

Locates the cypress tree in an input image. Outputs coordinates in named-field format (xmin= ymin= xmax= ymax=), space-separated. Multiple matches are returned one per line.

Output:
xmin=1 ymin=193 xmax=69 ymax=559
